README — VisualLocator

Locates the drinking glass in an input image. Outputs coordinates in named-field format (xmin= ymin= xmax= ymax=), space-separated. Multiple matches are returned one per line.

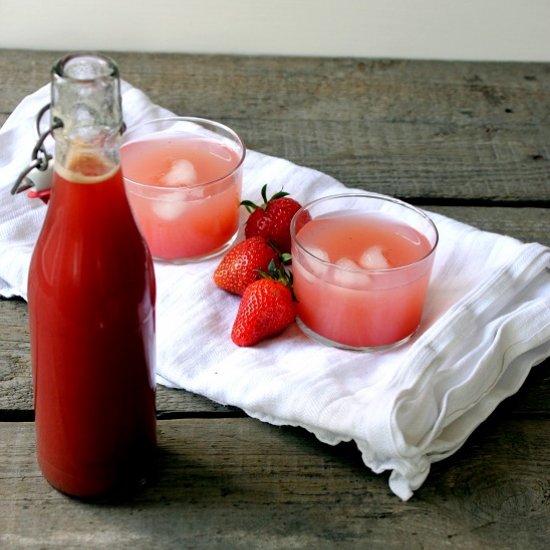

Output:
xmin=121 ymin=117 xmax=245 ymax=263
xmin=290 ymin=192 xmax=439 ymax=350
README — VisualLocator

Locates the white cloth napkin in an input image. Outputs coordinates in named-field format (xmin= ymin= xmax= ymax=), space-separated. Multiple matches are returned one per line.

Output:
xmin=2 ymin=82 xmax=550 ymax=500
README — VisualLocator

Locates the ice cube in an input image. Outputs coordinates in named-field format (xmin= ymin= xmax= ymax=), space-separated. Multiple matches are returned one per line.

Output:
xmin=335 ymin=257 xmax=360 ymax=270
xmin=332 ymin=257 xmax=364 ymax=287
xmin=301 ymin=246 xmax=330 ymax=280
xmin=161 ymin=159 xmax=197 ymax=187
xmin=359 ymin=246 xmax=390 ymax=270
xmin=307 ymin=246 xmax=330 ymax=262
xmin=152 ymin=197 xmax=188 ymax=220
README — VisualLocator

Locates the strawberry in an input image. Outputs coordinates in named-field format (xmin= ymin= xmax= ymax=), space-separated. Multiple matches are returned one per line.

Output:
xmin=213 ymin=236 xmax=279 ymax=295
xmin=231 ymin=264 xmax=296 ymax=347
xmin=241 ymin=184 xmax=302 ymax=253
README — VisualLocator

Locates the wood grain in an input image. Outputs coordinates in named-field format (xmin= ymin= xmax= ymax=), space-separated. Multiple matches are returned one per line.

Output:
xmin=2 ymin=50 xmax=549 ymax=202
xmin=1 ymin=49 xmax=549 ymax=549
xmin=1 ymin=418 xmax=548 ymax=549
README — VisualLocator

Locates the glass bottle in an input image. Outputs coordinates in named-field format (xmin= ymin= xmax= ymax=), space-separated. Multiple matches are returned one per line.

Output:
xmin=27 ymin=54 xmax=157 ymax=498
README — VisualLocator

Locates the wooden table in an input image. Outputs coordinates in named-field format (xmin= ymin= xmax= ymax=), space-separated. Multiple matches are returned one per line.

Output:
xmin=1 ymin=49 xmax=549 ymax=549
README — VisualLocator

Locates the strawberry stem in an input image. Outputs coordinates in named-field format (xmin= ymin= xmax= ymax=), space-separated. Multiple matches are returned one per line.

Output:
xmin=280 ymin=252 xmax=292 ymax=264
xmin=240 ymin=184 xmax=290 ymax=212
xmin=258 ymin=256 xmax=293 ymax=289
xmin=240 ymin=199 xmax=259 ymax=213
xmin=260 ymin=183 xmax=269 ymax=204
xmin=265 ymin=182 xmax=290 ymax=203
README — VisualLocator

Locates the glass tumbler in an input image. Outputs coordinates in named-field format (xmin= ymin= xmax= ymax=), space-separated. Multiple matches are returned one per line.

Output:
xmin=290 ymin=192 xmax=439 ymax=350
xmin=121 ymin=117 xmax=246 ymax=263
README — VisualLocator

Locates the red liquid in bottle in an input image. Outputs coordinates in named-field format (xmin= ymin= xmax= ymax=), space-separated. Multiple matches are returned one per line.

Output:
xmin=28 ymin=158 xmax=157 ymax=498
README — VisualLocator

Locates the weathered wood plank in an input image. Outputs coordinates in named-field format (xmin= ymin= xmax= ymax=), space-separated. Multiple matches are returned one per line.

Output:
xmin=1 ymin=49 xmax=549 ymax=549
xmin=0 ymin=417 xmax=548 ymax=549
xmin=1 ymin=50 xmax=549 ymax=202
xmin=427 ymin=206 xmax=550 ymax=246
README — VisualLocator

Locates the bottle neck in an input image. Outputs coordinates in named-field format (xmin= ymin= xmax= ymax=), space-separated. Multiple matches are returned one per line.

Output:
xmin=50 ymin=54 xmax=124 ymax=181
xmin=54 ymin=136 xmax=121 ymax=183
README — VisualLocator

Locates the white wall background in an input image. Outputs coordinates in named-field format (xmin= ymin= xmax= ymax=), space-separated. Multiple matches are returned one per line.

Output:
xmin=1 ymin=0 xmax=549 ymax=62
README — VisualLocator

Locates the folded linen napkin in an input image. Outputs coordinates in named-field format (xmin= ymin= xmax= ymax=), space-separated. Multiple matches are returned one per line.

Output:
xmin=2 ymin=82 xmax=550 ymax=500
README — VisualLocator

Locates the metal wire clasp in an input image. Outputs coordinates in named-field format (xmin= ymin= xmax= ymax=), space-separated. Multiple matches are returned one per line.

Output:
xmin=10 ymin=104 xmax=63 ymax=196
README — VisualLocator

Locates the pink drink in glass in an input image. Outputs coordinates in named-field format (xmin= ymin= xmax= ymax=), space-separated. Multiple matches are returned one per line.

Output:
xmin=121 ymin=118 xmax=245 ymax=262
xmin=291 ymin=193 xmax=438 ymax=350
